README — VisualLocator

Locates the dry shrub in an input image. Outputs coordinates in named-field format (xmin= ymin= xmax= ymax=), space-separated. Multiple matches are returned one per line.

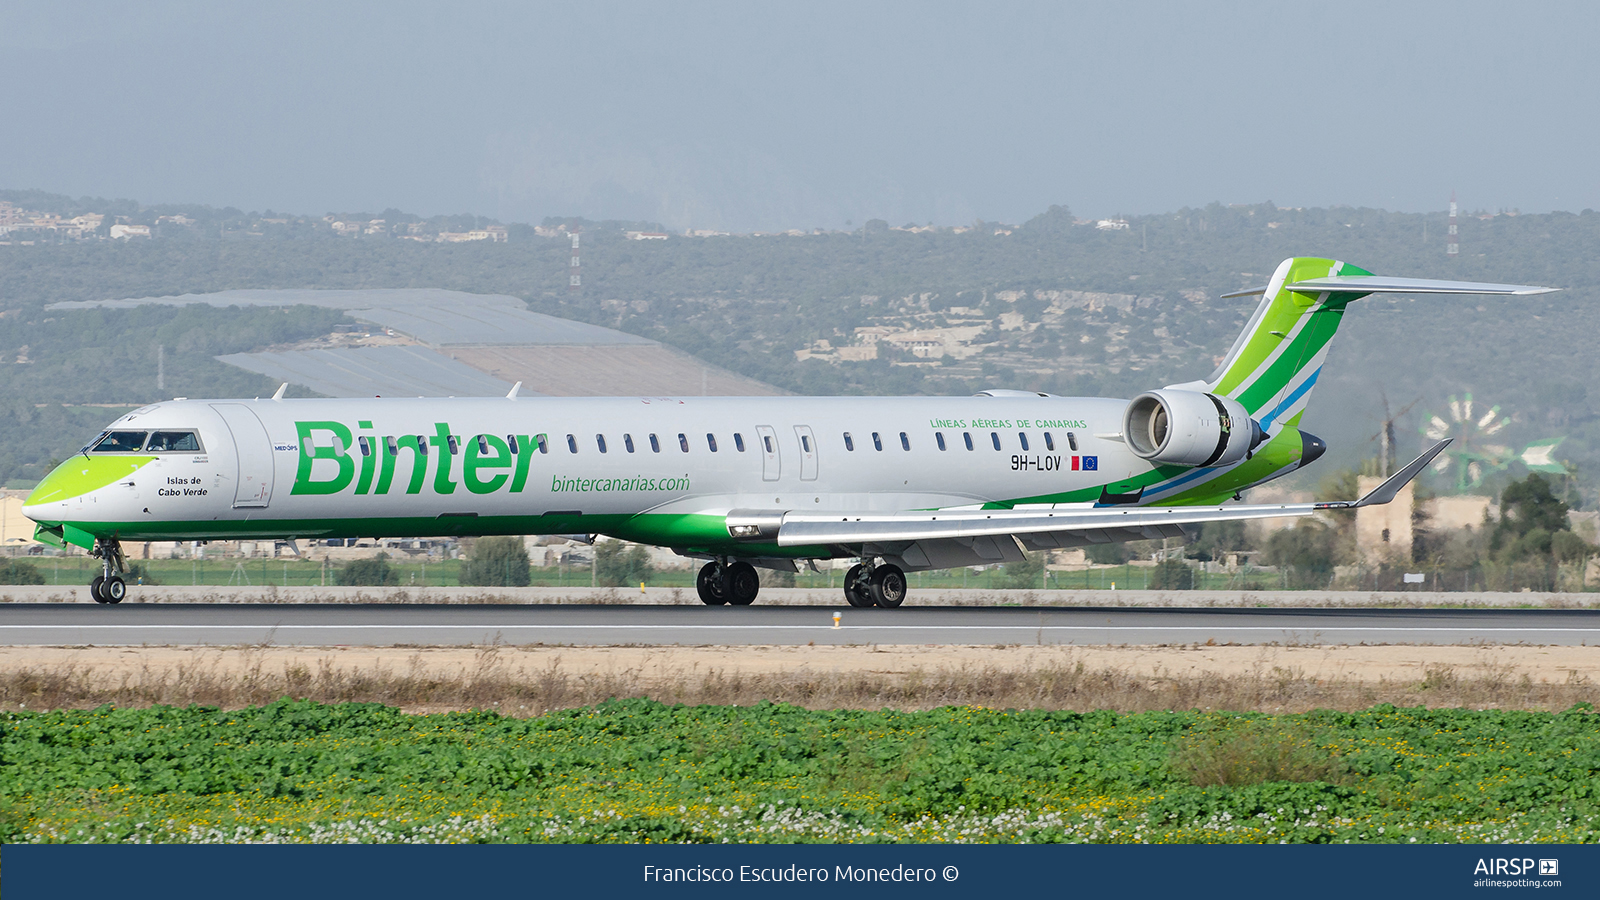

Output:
xmin=1170 ymin=719 xmax=1350 ymax=787
xmin=0 ymin=652 xmax=1596 ymax=715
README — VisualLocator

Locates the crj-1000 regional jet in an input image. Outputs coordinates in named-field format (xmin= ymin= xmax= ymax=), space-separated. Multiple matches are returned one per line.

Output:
xmin=23 ymin=257 xmax=1556 ymax=606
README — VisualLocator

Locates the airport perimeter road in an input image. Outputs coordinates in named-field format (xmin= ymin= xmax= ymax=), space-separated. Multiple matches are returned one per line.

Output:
xmin=0 ymin=605 xmax=1598 ymax=646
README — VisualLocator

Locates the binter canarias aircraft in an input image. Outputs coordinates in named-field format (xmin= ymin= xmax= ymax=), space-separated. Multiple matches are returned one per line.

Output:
xmin=23 ymin=257 xmax=1556 ymax=606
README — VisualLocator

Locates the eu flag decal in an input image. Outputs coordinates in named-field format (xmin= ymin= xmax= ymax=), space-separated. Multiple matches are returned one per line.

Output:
xmin=1082 ymin=455 xmax=1098 ymax=471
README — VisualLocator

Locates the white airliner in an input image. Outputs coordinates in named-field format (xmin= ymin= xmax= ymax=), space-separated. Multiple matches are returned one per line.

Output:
xmin=22 ymin=256 xmax=1555 ymax=606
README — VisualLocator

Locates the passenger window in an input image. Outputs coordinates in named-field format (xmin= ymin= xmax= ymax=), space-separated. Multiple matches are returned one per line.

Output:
xmin=1019 ymin=433 xmax=1030 ymax=452
xmin=801 ymin=435 xmax=811 ymax=452
xmin=936 ymin=433 xmax=946 ymax=451
xmin=707 ymin=433 xmax=718 ymax=452
xmin=536 ymin=434 xmax=549 ymax=454
xmin=416 ymin=435 xmax=429 ymax=456
xmin=990 ymin=432 xmax=1001 ymax=451
xmin=963 ymin=432 xmax=974 ymax=451
xmin=146 ymin=431 xmax=201 ymax=452
xmin=899 ymin=432 xmax=910 ymax=451
xmin=92 ymin=431 xmax=148 ymax=453
xmin=1044 ymin=432 xmax=1055 ymax=451
xmin=678 ymin=433 xmax=690 ymax=452
xmin=625 ymin=434 xmax=635 ymax=453
xmin=596 ymin=434 xmax=608 ymax=453
xmin=763 ymin=435 xmax=773 ymax=453
xmin=358 ymin=437 xmax=372 ymax=457
xmin=650 ymin=434 xmax=661 ymax=453
xmin=386 ymin=436 xmax=399 ymax=456
xmin=508 ymin=435 xmax=520 ymax=455
xmin=566 ymin=434 xmax=578 ymax=453
xmin=1067 ymin=432 xmax=1079 ymax=452
xmin=734 ymin=433 xmax=746 ymax=452
xmin=477 ymin=435 xmax=490 ymax=454
xmin=844 ymin=432 xmax=855 ymax=451
xmin=447 ymin=435 xmax=460 ymax=456
xmin=872 ymin=432 xmax=883 ymax=451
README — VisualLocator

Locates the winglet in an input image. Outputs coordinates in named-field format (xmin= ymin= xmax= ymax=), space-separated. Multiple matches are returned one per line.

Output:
xmin=271 ymin=382 xmax=288 ymax=401
xmin=1314 ymin=439 xmax=1451 ymax=510
xmin=506 ymin=381 xmax=522 ymax=399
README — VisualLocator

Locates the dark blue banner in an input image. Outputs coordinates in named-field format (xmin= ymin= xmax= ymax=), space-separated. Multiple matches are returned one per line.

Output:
xmin=4 ymin=844 xmax=1594 ymax=899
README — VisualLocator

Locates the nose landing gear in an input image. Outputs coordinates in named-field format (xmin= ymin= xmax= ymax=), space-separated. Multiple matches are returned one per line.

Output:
xmin=88 ymin=539 xmax=127 ymax=605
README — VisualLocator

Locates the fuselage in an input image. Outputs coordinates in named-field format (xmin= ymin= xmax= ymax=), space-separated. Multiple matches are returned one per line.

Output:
xmin=23 ymin=393 xmax=1312 ymax=560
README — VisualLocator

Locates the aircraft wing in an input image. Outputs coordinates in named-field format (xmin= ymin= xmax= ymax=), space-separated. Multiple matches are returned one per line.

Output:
xmin=757 ymin=441 xmax=1447 ymax=555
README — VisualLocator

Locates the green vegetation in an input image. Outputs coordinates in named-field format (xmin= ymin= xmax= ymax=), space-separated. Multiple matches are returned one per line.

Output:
xmin=0 ymin=559 xmax=44 ymax=585
xmin=334 ymin=555 xmax=396 ymax=587
xmin=0 ymin=304 xmax=342 ymax=485
xmin=460 ymin=537 xmax=532 ymax=587
xmin=1147 ymin=559 xmax=1193 ymax=590
xmin=1 ymin=699 xmax=1595 ymax=843
xmin=593 ymin=539 xmax=654 ymax=587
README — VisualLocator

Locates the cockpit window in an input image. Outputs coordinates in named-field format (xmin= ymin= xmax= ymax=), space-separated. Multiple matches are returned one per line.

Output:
xmin=145 ymin=431 xmax=202 ymax=452
xmin=90 ymin=431 xmax=148 ymax=453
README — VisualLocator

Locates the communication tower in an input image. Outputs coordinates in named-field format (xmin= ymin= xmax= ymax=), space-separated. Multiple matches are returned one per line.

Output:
xmin=569 ymin=230 xmax=581 ymax=291
xmin=1447 ymin=191 xmax=1459 ymax=258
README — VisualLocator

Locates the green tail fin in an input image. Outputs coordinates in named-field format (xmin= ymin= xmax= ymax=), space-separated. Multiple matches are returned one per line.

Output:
xmin=1194 ymin=257 xmax=1372 ymax=432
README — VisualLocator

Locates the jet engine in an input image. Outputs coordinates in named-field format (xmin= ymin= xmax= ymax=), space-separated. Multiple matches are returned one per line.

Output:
xmin=1122 ymin=390 xmax=1265 ymax=467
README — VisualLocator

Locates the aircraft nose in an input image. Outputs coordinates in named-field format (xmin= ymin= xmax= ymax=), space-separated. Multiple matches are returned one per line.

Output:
xmin=1300 ymin=431 xmax=1327 ymax=467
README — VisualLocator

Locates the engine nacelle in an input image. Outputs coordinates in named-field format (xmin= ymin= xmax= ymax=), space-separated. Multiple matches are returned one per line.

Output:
xmin=1122 ymin=390 xmax=1265 ymax=467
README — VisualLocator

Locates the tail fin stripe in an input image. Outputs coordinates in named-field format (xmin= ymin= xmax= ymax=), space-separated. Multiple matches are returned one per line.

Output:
xmin=1258 ymin=365 xmax=1321 ymax=431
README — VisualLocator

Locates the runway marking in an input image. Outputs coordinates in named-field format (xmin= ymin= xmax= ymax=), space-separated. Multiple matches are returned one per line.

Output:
xmin=2 ymin=625 xmax=1598 ymax=634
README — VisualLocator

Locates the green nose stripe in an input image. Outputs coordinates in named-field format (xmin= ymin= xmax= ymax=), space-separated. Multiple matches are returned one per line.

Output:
xmin=24 ymin=456 xmax=155 ymax=506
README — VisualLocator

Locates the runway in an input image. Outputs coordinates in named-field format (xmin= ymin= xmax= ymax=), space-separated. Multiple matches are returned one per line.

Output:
xmin=0 ymin=604 xmax=1597 ymax=646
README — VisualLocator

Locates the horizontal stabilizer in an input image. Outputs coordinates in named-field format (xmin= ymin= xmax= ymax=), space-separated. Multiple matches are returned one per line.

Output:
xmin=1284 ymin=275 xmax=1558 ymax=296
xmin=1225 ymin=277 xmax=1557 ymax=298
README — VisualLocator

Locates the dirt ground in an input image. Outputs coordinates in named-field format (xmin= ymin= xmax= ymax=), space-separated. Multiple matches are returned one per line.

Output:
xmin=4 ymin=643 xmax=1598 ymax=685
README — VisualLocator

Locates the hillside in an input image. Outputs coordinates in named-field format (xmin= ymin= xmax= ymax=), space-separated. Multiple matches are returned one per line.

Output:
xmin=3 ymin=191 xmax=1598 ymax=499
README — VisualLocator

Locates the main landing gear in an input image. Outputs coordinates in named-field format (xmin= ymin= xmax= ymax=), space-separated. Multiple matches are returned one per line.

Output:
xmin=88 ymin=538 xmax=127 ymax=605
xmin=696 ymin=559 xmax=761 ymax=606
xmin=842 ymin=561 xmax=906 ymax=608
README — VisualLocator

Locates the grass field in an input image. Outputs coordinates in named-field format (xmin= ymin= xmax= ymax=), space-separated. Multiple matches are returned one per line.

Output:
xmin=3 ymin=695 xmax=1597 ymax=845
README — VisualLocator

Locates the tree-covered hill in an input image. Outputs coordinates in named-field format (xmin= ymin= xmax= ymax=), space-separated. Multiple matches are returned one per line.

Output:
xmin=3 ymin=191 xmax=1598 ymax=499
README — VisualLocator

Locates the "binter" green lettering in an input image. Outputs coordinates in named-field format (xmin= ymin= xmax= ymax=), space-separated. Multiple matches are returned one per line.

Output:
xmin=291 ymin=421 xmax=355 ymax=495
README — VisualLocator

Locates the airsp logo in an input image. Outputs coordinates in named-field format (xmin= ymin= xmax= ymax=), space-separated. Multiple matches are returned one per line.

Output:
xmin=1539 ymin=859 xmax=1559 ymax=877
xmin=1474 ymin=858 xmax=1546 ymax=876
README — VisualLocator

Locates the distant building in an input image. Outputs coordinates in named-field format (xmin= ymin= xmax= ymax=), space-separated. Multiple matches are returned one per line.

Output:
xmin=438 ymin=229 xmax=507 ymax=243
xmin=109 ymin=224 xmax=151 ymax=239
xmin=1095 ymin=219 xmax=1130 ymax=231
xmin=626 ymin=231 xmax=669 ymax=241
xmin=1355 ymin=476 xmax=1413 ymax=565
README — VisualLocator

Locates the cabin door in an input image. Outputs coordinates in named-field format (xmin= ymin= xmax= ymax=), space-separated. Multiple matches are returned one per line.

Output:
xmin=211 ymin=403 xmax=275 ymax=508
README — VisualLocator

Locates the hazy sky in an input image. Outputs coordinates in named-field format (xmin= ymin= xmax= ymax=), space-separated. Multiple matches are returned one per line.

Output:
xmin=3 ymin=2 xmax=1595 ymax=232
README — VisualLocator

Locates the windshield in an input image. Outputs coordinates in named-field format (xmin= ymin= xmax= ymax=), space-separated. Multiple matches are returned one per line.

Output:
xmin=146 ymin=431 xmax=202 ymax=452
xmin=90 ymin=431 xmax=149 ymax=453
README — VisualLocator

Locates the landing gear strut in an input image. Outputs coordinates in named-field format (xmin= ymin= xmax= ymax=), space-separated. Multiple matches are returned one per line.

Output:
xmin=843 ymin=564 xmax=873 ymax=607
xmin=89 ymin=539 xmax=127 ymax=605
xmin=696 ymin=559 xmax=761 ymax=606
xmin=842 ymin=561 xmax=907 ymax=608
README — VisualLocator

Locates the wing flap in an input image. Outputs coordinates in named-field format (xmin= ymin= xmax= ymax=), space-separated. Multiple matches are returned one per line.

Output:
xmin=772 ymin=440 xmax=1451 ymax=549
xmin=775 ymin=502 xmax=1315 ymax=546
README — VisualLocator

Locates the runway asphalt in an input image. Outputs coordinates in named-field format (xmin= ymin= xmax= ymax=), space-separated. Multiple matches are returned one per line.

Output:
xmin=0 ymin=604 xmax=1597 ymax=646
